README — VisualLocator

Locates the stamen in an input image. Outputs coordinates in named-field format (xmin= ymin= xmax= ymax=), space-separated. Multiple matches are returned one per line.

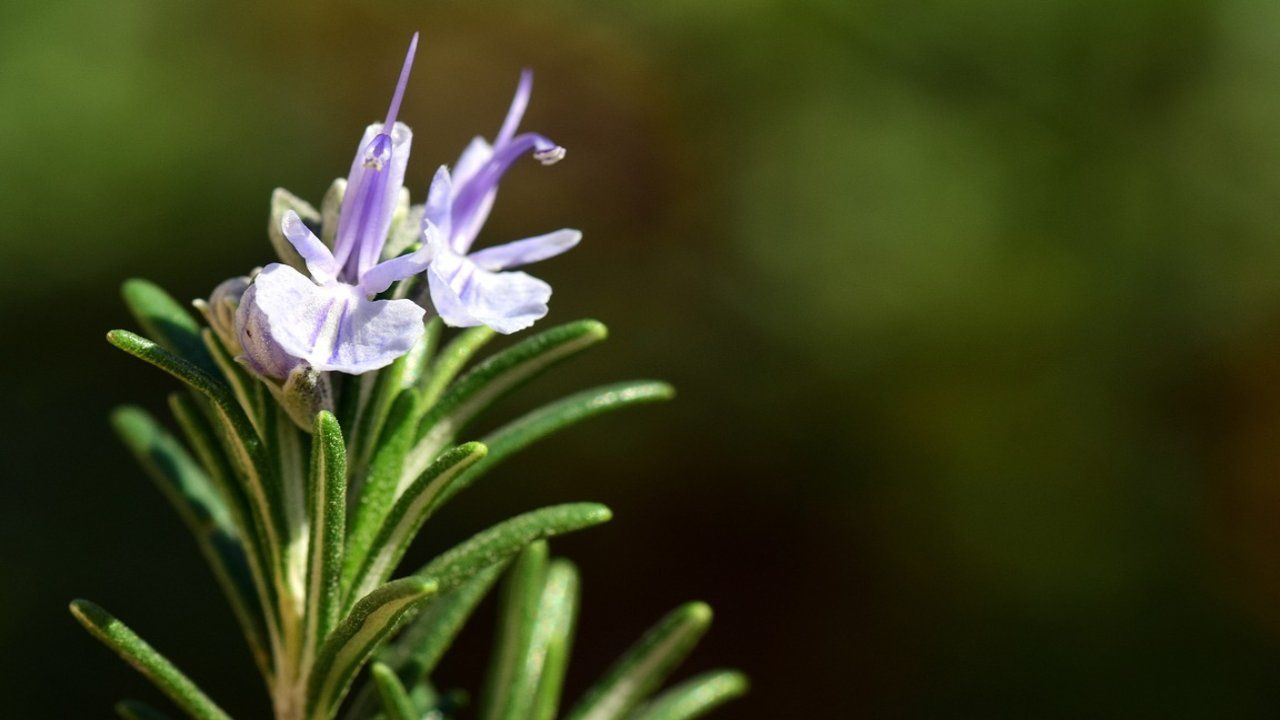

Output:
xmin=363 ymin=133 xmax=393 ymax=170
xmin=383 ymin=32 xmax=419 ymax=130
xmin=534 ymin=146 xmax=566 ymax=165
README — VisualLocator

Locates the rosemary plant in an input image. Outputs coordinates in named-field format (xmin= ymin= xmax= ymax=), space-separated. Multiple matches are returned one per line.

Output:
xmin=72 ymin=33 xmax=744 ymax=720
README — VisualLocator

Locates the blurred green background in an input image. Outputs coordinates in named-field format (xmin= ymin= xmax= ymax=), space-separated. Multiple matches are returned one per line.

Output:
xmin=7 ymin=0 xmax=1280 ymax=716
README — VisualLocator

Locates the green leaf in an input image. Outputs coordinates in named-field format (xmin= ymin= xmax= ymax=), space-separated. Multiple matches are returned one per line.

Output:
xmin=115 ymin=700 xmax=173 ymax=720
xmin=108 ymin=330 xmax=233 ymax=412
xmin=346 ymin=334 xmax=426 ymax=482
xmin=69 ymin=600 xmax=231 ymax=720
xmin=405 ymin=320 xmax=608 ymax=482
xmin=381 ymin=561 xmax=506 ymax=681
xmin=120 ymin=279 xmax=219 ymax=377
xmin=402 ymin=317 xmax=441 ymax=391
xmin=443 ymin=380 xmax=674 ymax=508
xmin=480 ymin=541 xmax=550 ymax=720
xmin=167 ymin=393 xmax=242 ymax=521
xmin=630 ymin=671 xmax=749 ymax=720
xmin=107 ymin=330 xmax=285 ymax=596
xmin=303 ymin=411 xmax=348 ymax=669
xmin=344 ymin=442 xmax=488 ymax=609
xmin=110 ymin=406 xmax=270 ymax=677
xmin=344 ymin=388 xmax=426 ymax=596
xmin=370 ymin=662 xmax=417 ymax=720
xmin=530 ymin=560 xmax=580 ymax=720
xmin=563 ymin=602 xmax=714 ymax=720
xmin=201 ymin=328 xmax=266 ymax=432
xmin=345 ymin=561 xmax=506 ymax=720
xmin=414 ymin=503 xmax=612 ymax=595
xmin=307 ymin=577 xmax=439 ymax=720
xmin=419 ymin=326 xmax=496 ymax=407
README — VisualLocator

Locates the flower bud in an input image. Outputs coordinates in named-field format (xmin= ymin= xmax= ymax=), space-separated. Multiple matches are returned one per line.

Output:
xmin=195 ymin=275 xmax=251 ymax=354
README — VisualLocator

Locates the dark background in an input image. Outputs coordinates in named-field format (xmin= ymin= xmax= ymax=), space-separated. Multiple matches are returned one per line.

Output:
xmin=7 ymin=0 xmax=1280 ymax=716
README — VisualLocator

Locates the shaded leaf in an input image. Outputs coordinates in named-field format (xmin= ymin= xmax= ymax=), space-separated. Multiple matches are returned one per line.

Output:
xmin=630 ymin=670 xmax=749 ymax=720
xmin=563 ymin=603 xmax=713 ymax=720
xmin=107 ymin=330 xmax=286 ymax=596
xmin=110 ymin=406 xmax=269 ymax=677
xmin=419 ymin=326 xmax=495 ymax=407
xmin=370 ymin=662 xmax=416 ymax=720
xmin=69 ymin=600 xmax=231 ymax=720
xmin=121 ymin=279 xmax=218 ymax=377
xmin=344 ymin=388 xmax=426 ymax=597
xmin=405 ymin=320 xmax=607 ymax=482
xmin=480 ymin=542 xmax=550 ymax=720
xmin=382 ymin=562 xmax=506 ymax=684
xmin=444 ymin=380 xmax=673 ymax=508
xmin=530 ymin=560 xmax=580 ymax=720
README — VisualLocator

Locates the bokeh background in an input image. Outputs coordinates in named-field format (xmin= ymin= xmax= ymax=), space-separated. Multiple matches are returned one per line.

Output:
xmin=8 ymin=0 xmax=1280 ymax=716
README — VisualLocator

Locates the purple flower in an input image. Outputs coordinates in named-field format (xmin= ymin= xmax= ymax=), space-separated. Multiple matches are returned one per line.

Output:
xmin=423 ymin=70 xmax=581 ymax=334
xmin=238 ymin=34 xmax=433 ymax=377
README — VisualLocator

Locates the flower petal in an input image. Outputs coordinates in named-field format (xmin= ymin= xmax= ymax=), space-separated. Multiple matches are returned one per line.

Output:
xmin=449 ymin=132 xmax=562 ymax=253
xmin=467 ymin=229 xmax=581 ymax=271
xmin=495 ymin=69 xmax=533 ymax=147
xmin=251 ymin=264 xmax=424 ymax=374
xmin=281 ymin=211 xmax=338 ymax=283
xmin=424 ymin=166 xmax=454 ymax=239
xmin=426 ymin=251 xmax=551 ymax=334
xmin=452 ymin=136 xmax=492 ymax=190
xmin=358 ymin=222 xmax=441 ymax=296
xmin=235 ymin=280 xmax=303 ymax=380
xmin=332 ymin=121 xmax=413 ymax=283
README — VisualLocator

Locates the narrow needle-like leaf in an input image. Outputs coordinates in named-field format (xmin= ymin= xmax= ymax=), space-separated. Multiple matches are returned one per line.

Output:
xmin=480 ymin=542 xmax=550 ymax=720
xmin=302 ymin=411 xmax=347 ymax=671
xmin=348 ymin=562 xmax=506 ymax=719
xmin=385 ymin=561 xmax=506 ymax=678
xmin=307 ymin=577 xmax=439 ymax=720
xmin=419 ymin=325 xmax=495 ymax=407
xmin=69 ymin=600 xmax=231 ymax=720
xmin=414 ymin=503 xmax=613 ymax=595
xmin=563 ymin=602 xmax=714 ymax=720
xmin=530 ymin=559 xmax=580 ymax=720
xmin=107 ymin=330 xmax=285 ymax=608
xmin=344 ymin=442 xmax=488 ymax=608
xmin=347 ymin=389 xmax=426 ymax=579
xmin=110 ymin=406 xmax=269 ymax=678
xmin=404 ymin=320 xmax=607 ymax=484
xmin=444 ymin=380 xmax=674 ymax=507
xmin=370 ymin=662 xmax=417 ymax=720
xmin=121 ymin=279 xmax=219 ymax=377
xmin=630 ymin=670 xmax=749 ymax=720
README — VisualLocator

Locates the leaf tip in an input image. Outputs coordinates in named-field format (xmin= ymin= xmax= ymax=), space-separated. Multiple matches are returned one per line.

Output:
xmin=681 ymin=600 xmax=714 ymax=627
xmin=314 ymin=409 xmax=340 ymax=433
xmin=120 ymin=277 xmax=157 ymax=300
xmin=580 ymin=319 xmax=609 ymax=340
xmin=458 ymin=440 xmax=489 ymax=458
xmin=68 ymin=598 xmax=104 ymax=628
